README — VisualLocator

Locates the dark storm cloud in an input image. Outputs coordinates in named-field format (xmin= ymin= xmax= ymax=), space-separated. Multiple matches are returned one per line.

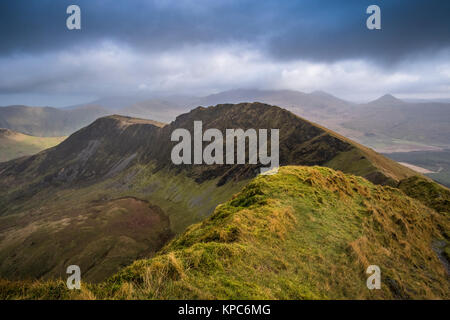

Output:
xmin=0 ymin=0 xmax=272 ymax=55
xmin=0 ymin=0 xmax=449 ymax=105
xmin=267 ymin=0 xmax=450 ymax=64
xmin=0 ymin=0 xmax=449 ymax=63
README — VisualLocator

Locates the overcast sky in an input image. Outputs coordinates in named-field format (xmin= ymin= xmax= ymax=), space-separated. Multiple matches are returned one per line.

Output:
xmin=0 ymin=0 xmax=449 ymax=106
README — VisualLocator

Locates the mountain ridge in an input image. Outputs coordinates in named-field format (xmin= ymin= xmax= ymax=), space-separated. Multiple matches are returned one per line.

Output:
xmin=1 ymin=166 xmax=448 ymax=299
xmin=0 ymin=102 xmax=420 ymax=282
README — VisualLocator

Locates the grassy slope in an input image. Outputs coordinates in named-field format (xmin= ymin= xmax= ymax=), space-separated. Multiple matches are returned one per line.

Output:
xmin=309 ymin=120 xmax=417 ymax=185
xmin=122 ymin=164 xmax=249 ymax=233
xmin=2 ymin=166 xmax=448 ymax=299
xmin=398 ymin=176 xmax=449 ymax=216
xmin=0 ymin=105 xmax=434 ymax=290
xmin=0 ymin=197 xmax=173 ymax=283
xmin=0 ymin=129 xmax=65 ymax=162
xmin=0 ymin=162 xmax=246 ymax=282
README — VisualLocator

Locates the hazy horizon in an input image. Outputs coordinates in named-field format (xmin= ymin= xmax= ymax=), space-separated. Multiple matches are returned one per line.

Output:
xmin=2 ymin=88 xmax=450 ymax=109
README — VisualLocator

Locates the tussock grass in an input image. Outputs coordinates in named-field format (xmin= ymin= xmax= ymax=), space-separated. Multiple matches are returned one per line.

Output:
xmin=1 ymin=166 xmax=448 ymax=299
xmin=398 ymin=175 xmax=450 ymax=216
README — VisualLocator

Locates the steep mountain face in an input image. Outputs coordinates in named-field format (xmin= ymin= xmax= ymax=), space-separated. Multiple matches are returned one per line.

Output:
xmin=0 ymin=129 xmax=65 ymax=162
xmin=0 ymin=103 xmax=417 ymax=282
xmin=0 ymin=104 xmax=111 ymax=136
xmin=158 ymin=103 xmax=415 ymax=185
xmin=1 ymin=166 xmax=448 ymax=299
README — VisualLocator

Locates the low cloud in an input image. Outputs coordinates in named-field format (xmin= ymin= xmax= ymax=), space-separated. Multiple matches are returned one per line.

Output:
xmin=0 ymin=0 xmax=449 ymax=105
xmin=1 ymin=42 xmax=449 ymax=106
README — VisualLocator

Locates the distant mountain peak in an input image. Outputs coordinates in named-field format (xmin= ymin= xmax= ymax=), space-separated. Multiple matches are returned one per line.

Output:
xmin=372 ymin=94 xmax=404 ymax=104
xmin=310 ymin=90 xmax=332 ymax=97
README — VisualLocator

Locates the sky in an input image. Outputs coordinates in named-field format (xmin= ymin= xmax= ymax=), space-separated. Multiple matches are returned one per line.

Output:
xmin=0 ymin=0 xmax=449 ymax=106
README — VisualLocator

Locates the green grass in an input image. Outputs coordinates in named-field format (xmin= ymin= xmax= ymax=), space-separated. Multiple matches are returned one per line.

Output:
xmin=0 ymin=198 xmax=173 ymax=283
xmin=0 ymin=161 xmax=246 ymax=283
xmin=385 ymin=150 xmax=450 ymax=188
xmin=114 ymin=163 xmax=249 ymax=234
xmin=398 ymin=175 xmax=450 ymax=216
xmin=325 ymin=148 xmax=376 ymax=178
xmin=2 ymin=166 xmax=448 ymax=299
xmin=0 ymin=130 xmax=65 ymax=162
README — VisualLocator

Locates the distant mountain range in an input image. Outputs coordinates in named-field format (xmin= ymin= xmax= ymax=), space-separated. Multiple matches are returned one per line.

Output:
xmin=0 ymin=104 xmax=110 ymax=137
xmin=2 ymin=89 xmax=449 ymax=153
xmin=1 ymin=89 xmax=449 ymax=189
xmin=342 ymin=94 xmax=450 ymax=150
